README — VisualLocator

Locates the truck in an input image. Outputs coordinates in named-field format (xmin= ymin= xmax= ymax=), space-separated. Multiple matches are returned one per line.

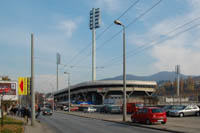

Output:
xmin=127 ymin=103 xmax=144 ymax=113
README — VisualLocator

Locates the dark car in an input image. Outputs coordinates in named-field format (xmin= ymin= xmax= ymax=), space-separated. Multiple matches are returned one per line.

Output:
xmin=43 ymin=108 xmax=53 ymax=115
xmin=162 ymin=105 xmax=179 ymax=116
xmin=106 ymin=105 xmax=122 ymax=114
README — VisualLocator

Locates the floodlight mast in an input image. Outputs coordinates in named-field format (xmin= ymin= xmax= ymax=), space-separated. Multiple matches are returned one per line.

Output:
xmin=89 ymin=8 xmax=100 ymax=81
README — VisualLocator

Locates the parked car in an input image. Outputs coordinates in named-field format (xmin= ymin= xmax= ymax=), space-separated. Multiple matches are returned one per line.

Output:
xmin=162 ymin=105 xmax=180 ymax=116
xmin=93 ymin=105 xmax=104 ymax=113
xmin=79 ymin=106 xmax=88 ymax=111
xmin=168 ymin=105 xmax=200 ymax=117
xmin=83 ymin=107 xmax=97 ymax=113
xmin=64 ymin=106 xmax=79 ymax=111
xmin=106 ymin=105 xmax=122 ymax=114
xmin=43 ymin=108 xmax=53 ymax=115
xmin=131 ymin=107 xmax=167 ymax=125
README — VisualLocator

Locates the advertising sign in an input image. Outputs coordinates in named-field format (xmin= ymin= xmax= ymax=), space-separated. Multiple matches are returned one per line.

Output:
xmin=0 ymin=82 xmax=16 ymax=95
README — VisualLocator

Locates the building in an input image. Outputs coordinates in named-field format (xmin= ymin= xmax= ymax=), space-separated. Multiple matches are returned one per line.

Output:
xmin=54 ymin=80 xmax=157 ymax=105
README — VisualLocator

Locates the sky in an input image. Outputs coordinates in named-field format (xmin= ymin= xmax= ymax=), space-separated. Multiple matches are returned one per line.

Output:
xmin=1 ymin=0 xmax=200 ymax=93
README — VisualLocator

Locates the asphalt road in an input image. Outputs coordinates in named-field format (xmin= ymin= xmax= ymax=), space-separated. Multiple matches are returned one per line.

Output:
xmin=38 ymin=112 xmax=170 ymax=133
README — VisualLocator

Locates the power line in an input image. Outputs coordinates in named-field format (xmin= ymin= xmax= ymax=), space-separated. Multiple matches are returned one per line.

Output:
xmin=70 ymin=0 xmax=141 ymax=66
xmin=102 ymin=22 xmax=200 ymax=69
xmin=96 ymin=0 xmax=140 ymax=39
xmin=67 ymin=0 xmax=140 ymax=66
xmin=101 ymin=16 xmax=200 ymax=67
xmin=72 ymin=0 xmax=162 ymax=67
xmin=66 ymin=44 xmax=91 ymax=66
xmin=96 ymin=0 xmax=162 ymax=51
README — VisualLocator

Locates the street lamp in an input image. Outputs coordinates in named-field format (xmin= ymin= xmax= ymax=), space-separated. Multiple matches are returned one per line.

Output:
xmin=64 ymin=72 xmax=70 ymax=112
xmin=114 ymin=20 xmax=127 ymax=122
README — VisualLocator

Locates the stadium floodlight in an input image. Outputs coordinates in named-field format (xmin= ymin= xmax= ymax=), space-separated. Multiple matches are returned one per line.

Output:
xmin=89 ymin=8 xmax=101 ymax=81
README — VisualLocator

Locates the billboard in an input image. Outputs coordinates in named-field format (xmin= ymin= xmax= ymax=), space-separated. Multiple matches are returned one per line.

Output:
xmin=0 ymin=81 xmax=18 ymax=101
xmin=0 ymin=82 xmax=16 ymax=95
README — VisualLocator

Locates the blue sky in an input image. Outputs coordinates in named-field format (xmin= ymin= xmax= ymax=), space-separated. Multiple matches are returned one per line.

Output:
xmin=1 ymin=0 xmax=200 ymax=92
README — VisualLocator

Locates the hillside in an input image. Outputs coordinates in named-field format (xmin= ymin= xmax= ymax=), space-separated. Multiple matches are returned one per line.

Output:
xmin=103 ymin=71 xmax=190 ymax=82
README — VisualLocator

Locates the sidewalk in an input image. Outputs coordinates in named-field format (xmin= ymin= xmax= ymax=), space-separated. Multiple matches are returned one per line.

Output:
xmin=8 ymin=115 xmax=54 ymax=133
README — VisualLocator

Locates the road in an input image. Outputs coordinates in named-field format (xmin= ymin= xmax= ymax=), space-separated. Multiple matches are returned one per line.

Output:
xmin=38 ymin=112 xmax=169 ymax=133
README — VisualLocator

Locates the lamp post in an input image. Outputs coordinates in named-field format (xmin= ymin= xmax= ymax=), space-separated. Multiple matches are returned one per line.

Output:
xmin=114 ymin=20 xmax=127 ymax=122
xmin=64 ymin=72 xmax=70 ymax=112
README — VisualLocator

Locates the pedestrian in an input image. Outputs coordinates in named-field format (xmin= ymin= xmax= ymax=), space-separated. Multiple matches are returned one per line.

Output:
xmin=36 ymin=106 xmax=41 ymax=118
xmin=10 ymin=107 xmax=14 ymax=115
xmin=21 ymin=107 xmax=25 ymax=117
xmin=24 ymin=107 xmax=29 ymax=125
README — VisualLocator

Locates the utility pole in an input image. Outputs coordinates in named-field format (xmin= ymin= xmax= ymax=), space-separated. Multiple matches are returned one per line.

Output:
xmin=57 ymin=63 xmax=58 ymax=91
xmin=52 ymin=87 xmax=54 ymax=112
xmin=68 ymin=73 xmax=70 ymax=112
xmin=64 ymin=72 xmax=70 ymax=112
xmin=31 ymin=33 xmax=35 ymax=126
xmin=56 ymin=53 xmax=61 ymax=91
xmin=175 ymin=65 xmax=180 ymax=104
xmin=89 ymin=8 xmax=100 ymax=81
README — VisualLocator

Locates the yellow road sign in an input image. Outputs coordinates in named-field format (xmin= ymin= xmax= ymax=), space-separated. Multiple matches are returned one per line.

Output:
xmin=18 ymin=77 xmax=24 ymax=95
xmin=18 ymin=77 xmax=28 ymax=95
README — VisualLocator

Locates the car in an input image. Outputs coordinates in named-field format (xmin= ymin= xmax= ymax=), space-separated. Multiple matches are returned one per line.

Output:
xmin=63 ymin=107 xmax=69 ymax=111
xmin=42 ymin=108 xmax=53 ymax=115
xmin=106 ymin=105 xmax=122 ymax=114
xmin=64 ymin=106 xmax=79 ymax=111
xmin=168 ymin=105 xmax=200 ymax=117
xmin=83 ymin=107 xmax=97 ymax=113
xmin=93 ymin=105 xmax=104 ymax=113
xmin=131 ymin=107 xmax=167 ymax=125
xmin=162 ymin=105 xmax=180 ymax=116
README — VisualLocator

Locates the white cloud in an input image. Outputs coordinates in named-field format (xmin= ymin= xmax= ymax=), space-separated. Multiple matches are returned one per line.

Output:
xmin=127 ymin=0 xmax=200 ymax=75
xmin=149 ymin=0 xmax=200 ymax=75
xmin=85 ymin=0 xmax=125 ymax=13
xmin=151 ymin=33 xmax=200 ymax=74
xmin=59 ymin=20 xmax=77 ymax=38
xmin=58 ymin=17 xmax=82 ymax=38
xmin=94 ymin=0 xmax=121 ymax=11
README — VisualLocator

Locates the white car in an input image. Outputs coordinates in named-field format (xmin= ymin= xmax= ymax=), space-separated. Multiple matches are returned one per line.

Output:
xmin=83 ymin=107 xmax=96 ymax=113
xmin=168 ymin=105 xmax=200 ymax=117
xmin=64 ymin=107 xmax=69 ymax=111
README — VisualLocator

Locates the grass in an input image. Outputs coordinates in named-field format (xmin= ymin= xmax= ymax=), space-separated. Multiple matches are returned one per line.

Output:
xmin=0 ymin=116 xmax=24 ymax=133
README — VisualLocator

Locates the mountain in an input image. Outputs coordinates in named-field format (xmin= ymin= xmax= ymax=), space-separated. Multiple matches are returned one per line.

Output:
xmin=103 ymin=71 xmax=190 ymax=82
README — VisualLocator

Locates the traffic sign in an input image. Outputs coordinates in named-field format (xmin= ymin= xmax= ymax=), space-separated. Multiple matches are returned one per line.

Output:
xmin=18 ymin=77 xmax=30 ymax=95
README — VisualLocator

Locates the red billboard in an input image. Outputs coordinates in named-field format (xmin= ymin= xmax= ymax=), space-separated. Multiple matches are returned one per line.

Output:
xmin=0 ymin=82 xmax=16 ymax=95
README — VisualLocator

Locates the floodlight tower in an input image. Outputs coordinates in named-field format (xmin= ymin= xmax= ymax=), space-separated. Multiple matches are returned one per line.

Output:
xmin=89 ymin=8 xmax=101 ymax=81
xmin=56 ymin=53 xmax=61 ymax=91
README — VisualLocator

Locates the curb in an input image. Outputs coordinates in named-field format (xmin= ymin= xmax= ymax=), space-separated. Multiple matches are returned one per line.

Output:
xmin=56 ymin=111 xmax=185 ymax=133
